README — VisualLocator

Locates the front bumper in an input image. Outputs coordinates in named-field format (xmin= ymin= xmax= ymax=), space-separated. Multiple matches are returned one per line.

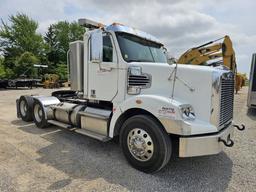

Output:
xmin=179 ymin=123 xmax=234 ymax=157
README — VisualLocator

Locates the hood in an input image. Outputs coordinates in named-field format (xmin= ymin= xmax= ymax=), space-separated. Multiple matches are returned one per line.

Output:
xmin=127 ymin=62 xmax=228 ymax=123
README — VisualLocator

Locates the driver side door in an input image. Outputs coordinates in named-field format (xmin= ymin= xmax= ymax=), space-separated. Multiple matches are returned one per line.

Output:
xmin=88 ymin=33 xmax=118 ymax=101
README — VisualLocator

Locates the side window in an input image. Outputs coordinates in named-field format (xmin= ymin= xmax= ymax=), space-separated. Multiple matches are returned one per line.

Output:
xmin=103 ymin=35 xmax=113 ymax=62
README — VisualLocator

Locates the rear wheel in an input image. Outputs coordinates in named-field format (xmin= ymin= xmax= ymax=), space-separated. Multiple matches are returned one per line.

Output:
xmin=18 ymin=96 xmax=34 ymax=122
xmin=32 ymin=100 xmax=48 ymax=128
xmin=120 ymin=115 xmax=172 ymax=173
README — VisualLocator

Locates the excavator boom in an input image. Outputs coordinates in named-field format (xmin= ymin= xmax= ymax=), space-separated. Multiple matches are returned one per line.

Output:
xmin=177 ymin=35 xmax=247 ymax=93
xmin=177 ymin=35 xmax=236 ymax=73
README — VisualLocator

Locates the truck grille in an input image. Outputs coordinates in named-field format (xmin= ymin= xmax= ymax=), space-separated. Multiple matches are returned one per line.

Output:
xmin=128 ymin=75 xmax=151 ymax=88
xmin=219 ymin=73 xmax=234 ymax=127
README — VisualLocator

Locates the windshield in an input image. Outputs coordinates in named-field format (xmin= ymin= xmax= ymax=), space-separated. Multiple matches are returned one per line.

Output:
xmin=116 ymin=32 xmax=167 ymax=63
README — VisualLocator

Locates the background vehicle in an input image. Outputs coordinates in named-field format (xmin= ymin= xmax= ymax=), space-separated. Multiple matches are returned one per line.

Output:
xmin=248 ymin=53 xmax=256 ymax=109
xmin=43 ymin=74 xmax=60 ymax=89
xmin=0 ymin=79 xmax=8 ymax=88
xmin=16 ymin=18 xmax=244 ymax=173
xmin=0 ymin=64 xmax=48 ymax=89
xmin=177 ymin=35 xmax=246 ymax=93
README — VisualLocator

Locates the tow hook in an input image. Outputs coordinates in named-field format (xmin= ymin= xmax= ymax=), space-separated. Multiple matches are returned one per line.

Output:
xmin=233 ymin=124 xmax=245 ymax=131
xmin=218 ymin=134 xmax=234 ymax=147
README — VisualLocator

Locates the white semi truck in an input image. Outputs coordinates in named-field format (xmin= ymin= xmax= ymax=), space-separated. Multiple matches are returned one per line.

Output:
xmin=16 ymin=19 xmax=245 ymax=173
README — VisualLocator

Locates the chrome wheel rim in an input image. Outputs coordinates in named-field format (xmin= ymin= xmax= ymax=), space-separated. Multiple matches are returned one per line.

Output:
xmin=34 ymin=104 xmax=43 ymax=122
xmin=127 ymin=128 xmax=154 ymax=161
xmin=20 ymin=100 xmax=27 ymax=117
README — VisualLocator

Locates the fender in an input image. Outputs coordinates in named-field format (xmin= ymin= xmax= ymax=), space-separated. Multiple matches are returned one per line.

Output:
xmin=109 ymin=94 xmax=183 ymax=137
xmin=33 ymin=96 xmax=60 ymax=120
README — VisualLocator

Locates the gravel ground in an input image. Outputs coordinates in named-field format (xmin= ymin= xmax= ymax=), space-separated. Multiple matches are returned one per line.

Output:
xmin=0 ymin=87 xmax=255 ymax=192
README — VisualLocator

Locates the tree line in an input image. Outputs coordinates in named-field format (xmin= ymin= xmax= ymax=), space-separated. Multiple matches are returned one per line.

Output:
xmin=0 ymin=13 xmax=85 ymax=80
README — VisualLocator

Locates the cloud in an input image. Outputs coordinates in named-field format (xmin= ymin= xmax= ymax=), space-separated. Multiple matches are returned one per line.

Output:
xmin=0 ymin=0 xmax=255 ymax=75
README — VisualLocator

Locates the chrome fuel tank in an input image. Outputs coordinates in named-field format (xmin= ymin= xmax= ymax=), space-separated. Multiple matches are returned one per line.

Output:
xmin=53 ymin=102 xmax=85 ymax=127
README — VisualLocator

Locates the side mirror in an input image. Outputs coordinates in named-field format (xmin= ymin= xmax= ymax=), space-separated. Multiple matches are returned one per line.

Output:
xmin=91 ymin=30 xmax=103 ymax=63
xmin=166 ymin=51 xmax=177 ymax=65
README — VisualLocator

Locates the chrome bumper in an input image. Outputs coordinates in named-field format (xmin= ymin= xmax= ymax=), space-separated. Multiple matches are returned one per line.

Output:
xmin=179 ymin=124 xmax=234 ymax=157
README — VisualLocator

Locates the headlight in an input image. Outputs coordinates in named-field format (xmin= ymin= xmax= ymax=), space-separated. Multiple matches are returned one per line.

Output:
xmin=179 ymin=104 xmax=195 ymax=120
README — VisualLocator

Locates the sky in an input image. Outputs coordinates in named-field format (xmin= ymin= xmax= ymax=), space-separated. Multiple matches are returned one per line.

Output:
xmin=0 ymin=0 xmax=255 ymax=76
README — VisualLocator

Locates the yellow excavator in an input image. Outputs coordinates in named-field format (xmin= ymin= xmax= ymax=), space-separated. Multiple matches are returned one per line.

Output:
xmin=43 ymin=74 xmax=60 ymax=89
xmin=177 ymin=35 xmax=245 ymax=93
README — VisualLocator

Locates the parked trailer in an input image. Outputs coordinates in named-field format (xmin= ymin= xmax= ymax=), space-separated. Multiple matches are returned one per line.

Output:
xmin=0 ymin=79 xmax=8 ymax=88
xmin=248 ymin=53 xmax=256 ymax=108
xmin=16 ymin=18 xmax=245 ymax=173
xmin=0 ymin=79 xmax=39 ymax=89
xmin=8 ymin=79 xmax=36 ymax=89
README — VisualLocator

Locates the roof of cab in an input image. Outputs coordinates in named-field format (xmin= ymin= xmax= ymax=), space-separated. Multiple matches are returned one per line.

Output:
xmin=106 ymin=23 xmax=163 ymax=45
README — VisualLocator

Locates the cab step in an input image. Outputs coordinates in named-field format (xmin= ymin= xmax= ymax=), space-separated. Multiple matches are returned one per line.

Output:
xmin=48 ymin=120 xmax=73 ymax=129
xmin=74 ymin=128 xmax=111 ymax=142
xmin=47 ymin=119 xmax=110 ymax=142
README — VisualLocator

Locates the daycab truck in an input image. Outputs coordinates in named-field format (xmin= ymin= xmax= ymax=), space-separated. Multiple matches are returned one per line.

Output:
xmin=16 ymin=18 xmax=245 ymax=173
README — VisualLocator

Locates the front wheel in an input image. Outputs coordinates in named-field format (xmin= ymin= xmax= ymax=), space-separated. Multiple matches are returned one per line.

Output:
xmin=120 ymin=115 xmax=172 ymax=173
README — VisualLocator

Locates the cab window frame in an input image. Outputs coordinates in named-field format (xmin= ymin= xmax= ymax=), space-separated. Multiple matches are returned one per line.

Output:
xmin=102 ymin=34 xmax=114 ymax=63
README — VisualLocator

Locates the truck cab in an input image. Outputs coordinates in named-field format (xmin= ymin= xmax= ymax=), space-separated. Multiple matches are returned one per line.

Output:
xmin=16 ymin=19 xmax=244 ymax=173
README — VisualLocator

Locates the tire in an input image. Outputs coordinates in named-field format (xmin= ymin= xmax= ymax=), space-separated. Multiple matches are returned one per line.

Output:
xmin=32 ymin=100 xmax=48 ymax=128
xmin=120 ymin=115 xmax=172 ymax=173
xmin=51 ymin=90 xmax=77 ymax=99
xmin=18 ymin=96 xmax=34 ymax=122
